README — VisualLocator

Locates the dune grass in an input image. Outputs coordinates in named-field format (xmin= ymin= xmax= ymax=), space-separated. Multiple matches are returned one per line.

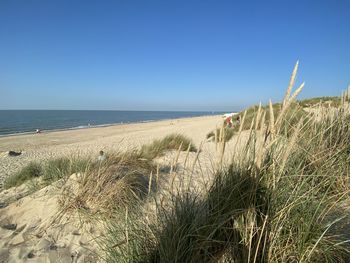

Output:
xmin=4 ymin=162 xmax=43 ymax=189
xmin=5 ymin=134 xmax=195 ymax=217
xmin=207 ymin=127 xmax=235 ymax=142
xmin=59 ymin=151 xmax=157 ymax=215
xmin=146 ymin=167 xmax=268 ymax=262
xmin=59 ymin=135 xmax=196 ymax=215
xmin=234 ymin=101 xmax=308 ymax=135
xmin=298 ymin=96 xmax=341 ymax=108
xmin=104 ymin=62 xmax=350 ymax=262
xmin=4 ymin=156 xmax=92 ymax=189
xmin=42 ymin=156 xmax=91 ymax=184
xmin=140 ymin=133 xmax=197 ymax=160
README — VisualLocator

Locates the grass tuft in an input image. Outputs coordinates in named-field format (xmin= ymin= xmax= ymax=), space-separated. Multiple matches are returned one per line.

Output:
xmin=4 ymin=162 xmax=42 ymax=189
xmin=59 ymin=151 xmax=156 ymax=215
xmin=42 ymin=156 xmax=91 ymax=184
xmin=207 ymin=127 xmax=235 ymax=142
xmin=140 ymin=133 xmax=197 ymax=160
xmin=4 ymin=156 xmax=92 ymax=189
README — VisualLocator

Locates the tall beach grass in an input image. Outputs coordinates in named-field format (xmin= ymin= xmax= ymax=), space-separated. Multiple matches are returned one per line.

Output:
xmin=104 ymin=62 xmax=350 ymax=262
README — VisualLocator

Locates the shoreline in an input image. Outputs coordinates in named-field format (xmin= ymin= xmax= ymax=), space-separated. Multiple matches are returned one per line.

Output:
xmin=0 ymin=114 xmax=223 ymax=188
xmin=0 ymin=113 xmax=223 ymax=138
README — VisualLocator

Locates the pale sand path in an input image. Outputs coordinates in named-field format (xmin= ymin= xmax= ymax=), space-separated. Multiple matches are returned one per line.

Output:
xmin=0 ymin=115 xmax=222 ymax=189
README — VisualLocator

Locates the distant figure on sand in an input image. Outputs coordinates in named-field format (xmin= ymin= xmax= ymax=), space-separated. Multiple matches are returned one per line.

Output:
xmin=223 ymin=113 xmax=236 ymax=128
xmin=35 ymin=129 xmax=41 ymax=134
xmin=224 ymin=116 xmax=233 ymax=128
xmin=8 ymin=150 xmax=22 ymax=157
xmin=236 ymin=115 xmax=241 ymax=125
xmin=98 ymin=150 xmax=106 ymax=162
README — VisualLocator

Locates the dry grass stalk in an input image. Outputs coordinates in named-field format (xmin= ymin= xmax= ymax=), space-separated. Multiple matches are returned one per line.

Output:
xmin=247 ymin=209 xmax=256 ymax=263
xmin=232 ymin=110 xmax=247 ymax=163
xmin=255 ymin=126 xmax=266 ymax=169
xmin=235 ymin=111 xmax=247 ymax=147
xmin=278 ymin=118 xmax=303 ymax=176
xmin=255 ymin=102 xmax=262 ymax=130
xmin=221 ymin=123 xmax=226 ymax=143
xmin=283 ymin=60 xmax=299 ymax=107
xmin=253 ymin=215 xmax=269 ymax=263
xmin=237 ymin=116 xmax=256 ymax=165
xmin=219 ymin=139 xmax=226 ymax=169
xmin=288 ymin=82 xmax=305 ymax=102
xmin=156 ymin=164 xmax=159 ymax=188
xmin=239 ymin=110 xmax=247 ymax=134
xmin=276 ymin=82 xmax=304 ymax=128
xmin=269 ymin=99 xmax=275 ymax=138
xmin=170 ymin=142 xmax=183 ymax=173
xmin=217 ymin=122 xmax=227 ymax=168
xmin=219 ymin=123 xmax=224 ymax=143
xmin=248 ymin=115 xmax=256 ymax=137
xmin=215 ymin=126 xmax=218 ymax=150
xmin=190 ymin=141 xmax=203 ymax=181
xmin=260 ymin=110 xmax=266 ymax=132
xmin=148 ymin=171 xmax=153 ymax=195
xmin=183 ymin=143 xmax=192 ymax=169
xmin=125 ymin=207 xmax=129 ymax=255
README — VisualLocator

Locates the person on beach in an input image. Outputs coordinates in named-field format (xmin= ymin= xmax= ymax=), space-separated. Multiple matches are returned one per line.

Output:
xmin=35 ymin=129 xmax=41 ymax=134
xmin=236 ymin=115 xmax=241 ymax=125
xmin=225 ymin=116 xmax=233 ymax=128
xmin=98 ymin=150 xmax=106 ymax=162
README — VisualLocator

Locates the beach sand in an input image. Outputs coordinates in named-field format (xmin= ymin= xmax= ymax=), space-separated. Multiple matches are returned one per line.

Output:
xmin=0 ymin=115 xmax=232 ymax=262
xmin=0 ymin=115 xmax=223 ymax=189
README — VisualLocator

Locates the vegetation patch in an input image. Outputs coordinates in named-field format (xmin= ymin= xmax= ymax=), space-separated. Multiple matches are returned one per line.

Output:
xmin=4 ymin=156 xmax=91 ymax=189
xmin=42 ymin=156 xmax=91 ymax=184
xmin=59 ymin=151 xmax=156 ymax=215
xmin=140 ymin=133 xmax=197 ymax=160
xmin=298 ymin=96 xmax=341 ymax=108
xmin=207 ymin=127 xmax=235 ymax=142
xmin=4 ymin=162 xmax=42 ymax=189
xmin=104 ymin=63 xmax=350 ymax=262
xmin=234 ymin=101 xmax=308 ymax=134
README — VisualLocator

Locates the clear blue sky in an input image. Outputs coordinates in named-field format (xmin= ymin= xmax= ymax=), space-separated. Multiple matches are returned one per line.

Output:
xmin=0 ymin=0 xmax=349 ymax=111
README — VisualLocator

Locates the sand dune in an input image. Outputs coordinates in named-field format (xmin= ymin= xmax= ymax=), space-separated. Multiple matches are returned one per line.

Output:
xmin=0 ymin=175 xmax=102 ymax=263
xmin=0 ymin=115 xmax=228 ymax=262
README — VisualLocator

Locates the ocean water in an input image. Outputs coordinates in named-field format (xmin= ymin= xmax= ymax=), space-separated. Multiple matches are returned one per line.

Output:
xmin=0 ymin=110 xmax=219 ymax=136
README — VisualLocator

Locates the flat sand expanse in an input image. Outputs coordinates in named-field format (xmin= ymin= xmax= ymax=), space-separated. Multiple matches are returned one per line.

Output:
xmin=0 ymin=115 xmax=222 ymax=189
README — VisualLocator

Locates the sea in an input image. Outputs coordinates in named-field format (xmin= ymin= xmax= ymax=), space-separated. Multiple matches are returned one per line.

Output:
xmin=0 ymin=110 xmax=221 ymax=136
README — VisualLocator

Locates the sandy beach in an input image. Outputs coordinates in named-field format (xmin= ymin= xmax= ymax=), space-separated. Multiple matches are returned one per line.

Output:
xmin=1 ymin=105 xmax=349 ymax=262
xmin=0 ymin=115 xmax=222 ymax=189
xmin=0 ymin=114 xmax=229 ymax=262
